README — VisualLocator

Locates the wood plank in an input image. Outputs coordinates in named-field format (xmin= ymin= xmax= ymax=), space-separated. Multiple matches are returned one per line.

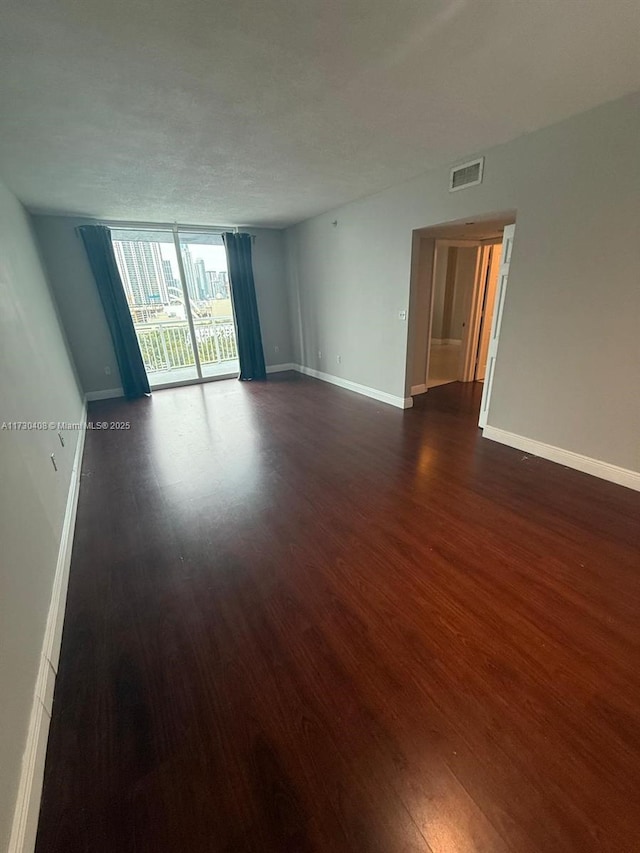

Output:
xmin=36 ymin=376 xmax=640 ymax=852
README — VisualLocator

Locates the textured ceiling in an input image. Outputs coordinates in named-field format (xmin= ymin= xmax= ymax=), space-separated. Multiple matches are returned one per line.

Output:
xmin=1 ymin=0 xmax=639 ymax=228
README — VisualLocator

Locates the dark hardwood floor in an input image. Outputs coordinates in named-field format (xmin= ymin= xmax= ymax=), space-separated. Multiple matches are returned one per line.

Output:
xmin=36 ymin=375 xmax=640 ymax=853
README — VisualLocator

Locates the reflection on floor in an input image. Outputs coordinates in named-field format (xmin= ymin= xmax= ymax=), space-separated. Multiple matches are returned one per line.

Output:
xmin=427 ymin=341 xmax=461 ymax=388
xmin=36 ymin=377 xmax=640 ymax=852
xmin=148 ymin=359 xmax=240 ymax=388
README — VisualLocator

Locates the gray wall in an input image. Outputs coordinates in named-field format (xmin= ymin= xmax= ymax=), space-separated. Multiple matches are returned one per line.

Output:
xmin=285 ymin=91 xmax=640 ymax=473
xmin=32 ymin=217 xmax=119 ymax=395
xmin=33 ymin=217 xmax=293 ymax=395
xmin=430 ymin=246 xmax=449 ymax=341
xmin=0 ymin=181 xmax=83 ymax=847
xmin=449 ymin=246 xmax=477 ymax=341
xmin=251 ymin=228 xmax=293 ymax=367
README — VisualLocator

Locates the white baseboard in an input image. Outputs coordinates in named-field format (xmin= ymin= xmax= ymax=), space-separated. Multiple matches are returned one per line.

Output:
xmin=85 ymin=387 xmax=123 ymax=401
xmin=9 ymin=403 xmax=87 ymax=853
xmin=294 ymin=364 xmax=413 ymax=409
xmin=266 ymin=363 xmax=295 ymax=373
xmin=483 ymin=425 xmax=640 ymax=492
xmin=411 ymin=384 xmax=427 ymax=396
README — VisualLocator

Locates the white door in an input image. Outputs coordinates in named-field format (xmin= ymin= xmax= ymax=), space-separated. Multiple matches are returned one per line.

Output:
xmin=478 ymin=223 xmax=515 ymax=428
xmin=475 ymin=244 xmax=501 ymax=381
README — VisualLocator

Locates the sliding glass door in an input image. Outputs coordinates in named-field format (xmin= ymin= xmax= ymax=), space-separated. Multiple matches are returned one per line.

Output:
xmin=177 ymin=232 xmax=239 ymax=379
xmin=111 ymin=227 xmax=239 ymax=389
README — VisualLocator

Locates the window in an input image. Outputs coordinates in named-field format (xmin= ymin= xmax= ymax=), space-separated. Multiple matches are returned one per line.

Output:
xmin=111 ymin=227 xmax=238 ymax=388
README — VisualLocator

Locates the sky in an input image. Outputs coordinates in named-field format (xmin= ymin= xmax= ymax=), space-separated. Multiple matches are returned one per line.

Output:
xmin=158 ymin=239 xmax=228 ymax=280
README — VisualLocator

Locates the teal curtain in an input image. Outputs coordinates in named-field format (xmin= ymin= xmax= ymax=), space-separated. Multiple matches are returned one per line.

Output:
xmin=78 ymin=225 xmax=151 ymax=399
xmin=222 ymin=232 xmax=267 ymax=381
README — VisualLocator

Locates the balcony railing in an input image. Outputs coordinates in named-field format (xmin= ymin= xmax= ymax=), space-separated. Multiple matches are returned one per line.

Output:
xmin=134 ymin=318 xmax=238 ymax=374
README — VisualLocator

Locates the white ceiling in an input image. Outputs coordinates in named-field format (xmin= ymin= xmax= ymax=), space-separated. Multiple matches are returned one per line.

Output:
xmin=1 ymin=0 xmax=639 ymax=228
xmin=416 ymin=214 xmax=514 ymax=242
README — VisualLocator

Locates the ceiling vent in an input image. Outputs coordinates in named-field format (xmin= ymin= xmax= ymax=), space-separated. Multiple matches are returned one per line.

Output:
xmin=449 ymin=157 xmax=484 ymax=192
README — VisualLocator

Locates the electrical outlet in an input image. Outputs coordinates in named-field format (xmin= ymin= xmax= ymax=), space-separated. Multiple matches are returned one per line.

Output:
xmin=398 ymin=310 xmax=407 ymax=321
xmin=318 ymin=350 xmax=322 ymax=360
xmin=105 ymin=366 xmax=111 ymax=375
xmin=274 ymin=345 xmax=280 ymax=353
xmin=337 ymin=355 xmax=342 ymax=364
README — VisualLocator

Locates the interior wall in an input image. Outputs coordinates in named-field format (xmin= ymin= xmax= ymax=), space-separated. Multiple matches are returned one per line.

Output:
xmin=449 ymin=247 xmax=478 ymax=342
xmin=0 ymin=180 xmax=84 ymax=848
xmin=31 ymin=217 xmax=118 ymax=395
xmin=33 ymin=217 xmax=293 ymax=396
xmin=285 ymin=91 xmax=640 ymax=473
xmin=250 ymin=228 xmax=293 ymax=367
xmin=430 ymin=246 xmax=449 ymax=341
xmin=403 ymin=233 xmax=433 ymax=394
xmin=286 ymin=212 xmax=411 ymax=396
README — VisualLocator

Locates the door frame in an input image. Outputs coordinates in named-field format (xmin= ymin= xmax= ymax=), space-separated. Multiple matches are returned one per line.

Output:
xmin=171 ymin=224 xmax=204 ymax=381
xmin=406 ymin=211 xmax=517 ymax=401
xmin=459 ymin=238 xmax=503 ymax=383
xmin=478 ymin=223 xmax=516 ymax=428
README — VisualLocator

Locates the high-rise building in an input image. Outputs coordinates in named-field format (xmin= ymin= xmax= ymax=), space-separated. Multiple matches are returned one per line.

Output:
xmin=220 ymin=270 xmax=229 ymax=298
xmin=180 ymin=245 xmax=198 ymax=301
xmin=206 ymin=270 xmax=230 ymax=298
xmin=206 ymin=270 xmax=217 ymax=297
xmin=162 ymin=259 xmax=186 ymax=303
xmin=194 ymin=258 xmax=209 ymax=299
xmin=113 ymin=240 xmax=169 ymax=305
xmin=162 ymin=259 xmax=178 ymax=297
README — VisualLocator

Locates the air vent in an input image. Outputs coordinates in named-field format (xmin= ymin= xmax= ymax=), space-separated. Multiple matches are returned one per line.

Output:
xmin=449 ymin=157 xmax=484 ymax=192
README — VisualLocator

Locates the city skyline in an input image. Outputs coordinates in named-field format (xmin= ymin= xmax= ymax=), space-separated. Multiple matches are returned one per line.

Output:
xmin=113 ymin=237 xmax=229 ymax=306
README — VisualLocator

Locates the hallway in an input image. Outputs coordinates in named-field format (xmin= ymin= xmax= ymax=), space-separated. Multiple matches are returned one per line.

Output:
xmin=37 ymin=375 xmax=640 ymax=853
xmin=427 ymin=341 xmax=462 ymax=388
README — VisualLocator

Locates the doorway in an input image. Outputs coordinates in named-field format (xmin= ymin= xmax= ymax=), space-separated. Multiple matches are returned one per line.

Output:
xmin=425 ymin=238 xmax=502 ymax=389
xmin=111 ymin=226 xmax=239 ymax=390
xmin=427 ymin=241 xmax=483 ymax=388
xmin=407 ymin=213 xmax=516 ymax=425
